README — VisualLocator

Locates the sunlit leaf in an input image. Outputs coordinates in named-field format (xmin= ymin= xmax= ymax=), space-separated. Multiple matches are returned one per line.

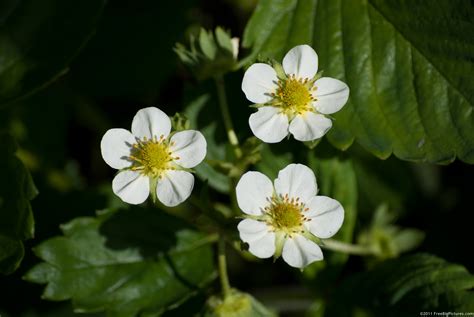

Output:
xmin=242 ymin=0 xmax=474 ymax=164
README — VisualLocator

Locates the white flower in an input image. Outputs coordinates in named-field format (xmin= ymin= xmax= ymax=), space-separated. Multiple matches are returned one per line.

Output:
xmin=241 ymin=45 xmax=349 ymax=143
xmin=236 ymin=164 xmax=344 ymax=268
xmin=100 ymin=107 xmax=207 ymax=207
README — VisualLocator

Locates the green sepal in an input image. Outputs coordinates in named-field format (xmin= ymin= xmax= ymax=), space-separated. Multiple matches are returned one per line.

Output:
xmin=302 ymin=229 xmax=322 ymax=245
xmin=312 ymin=70 xmax=323 ymax=82
xmin=170 ymin=112 xmax=190 ymax=131
xmin=269 ymin=59 xmax=286 ymax=80
xmin=149 ymin=177 xmax=158 ymax=204
xmin=273 ymin=231 xmax=285 ymax=261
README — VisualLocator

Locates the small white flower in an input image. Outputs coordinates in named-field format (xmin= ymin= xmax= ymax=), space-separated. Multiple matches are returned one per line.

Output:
xmin=236 ymin=164 xmax=344 ymax=268
xmin=241 ymin=45 xmax=349 ymax=143
xmin=100 ymin=107 xmax=207 ymax=207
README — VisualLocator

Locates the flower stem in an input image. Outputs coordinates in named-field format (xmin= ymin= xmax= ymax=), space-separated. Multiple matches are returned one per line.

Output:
xmin=214 ymin=75 xmax=242 ymax=158
xmin=218 ymin=236 xmax=231 ymax=299
xmin=321 ymin=239 xmax=374 ymax=256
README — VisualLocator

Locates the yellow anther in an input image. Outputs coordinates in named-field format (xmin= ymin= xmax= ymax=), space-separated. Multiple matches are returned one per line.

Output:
xmin=129 ymin=136 xmax=174 ymax=178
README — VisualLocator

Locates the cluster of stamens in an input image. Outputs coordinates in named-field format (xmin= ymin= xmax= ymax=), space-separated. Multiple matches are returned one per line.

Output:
xmin=271 ymin=74 xmax=317 ymax=116
xmin=262 ymin=193 xmax=310 ymax=235
xmin=129 ymin=135 xmax=179 ymax=178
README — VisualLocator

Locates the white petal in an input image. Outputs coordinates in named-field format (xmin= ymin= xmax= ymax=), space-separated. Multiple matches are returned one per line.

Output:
xmin=236 ymin=171 xmax=274 ymax=215
xmin=274 ymin=163 xmax=317 ymax=203
xmin=313 ymin=77 xmax=350 ymax=114
xmin=304 ymin=196 xmax=344 ymax=239
xmin=249 ymin=106 xmax=289 ymax=143
xmin=238 ymin=219 xmax=275 ymax=259
xmin=241 ymin=63 xmax=278 ymax=104
xmin=282 ymin=45 xmax=318 ymax=79
xmin=131 ymin=107 xmax=171 ymax=140
xmin=282 ymin=235 xmax=323 ymax=268
xmin=289 ymin=112 xmax=332 ymax=142
xmin=156 ymin=170 xmax=194 ymax=207
xmin=170 ymin=130 xmax=207 ymax=168
xmin=100 ymin=128 xmax=135 ymax=169
xmin=112 ymin=170 xmax=149 ymax=205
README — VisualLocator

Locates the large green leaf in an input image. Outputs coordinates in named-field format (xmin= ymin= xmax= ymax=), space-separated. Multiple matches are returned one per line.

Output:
xmin=329 ymin=253 xmax=474 ymax=315
xmin=242 ymin=0 xmax=474 ymax=164
xmin=25 ymin=207 xmax=216 ymax=316
xmin=0 ymin=132 xmax=37 ymax=274
xmin=0 ymin=0 xmax=105 ymax=106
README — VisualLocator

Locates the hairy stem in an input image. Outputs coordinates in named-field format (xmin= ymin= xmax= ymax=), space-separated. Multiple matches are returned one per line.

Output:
xmin=321 ymin=239 xmax=374 ymax=256
xmin=218 ymin=236 xmax=231 ymax=299
xmin=214 ymin=75 xmax=242 ymax=158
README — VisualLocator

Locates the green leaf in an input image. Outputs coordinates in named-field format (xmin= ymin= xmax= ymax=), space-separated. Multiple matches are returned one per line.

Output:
xmin=256 ymin=143 xmax=294 ymax=180
xmin=0 ymin=132 xmax=37 ymax=274
xmin=242 ymin=0 xmax=474 ymax=164
xmin=332 ymin=254 xmax=474 ymax=315
xmin=0 ymin=0 xmax=105 ymax=106
xmin=25 ymin=207 xmax=216 ymax=316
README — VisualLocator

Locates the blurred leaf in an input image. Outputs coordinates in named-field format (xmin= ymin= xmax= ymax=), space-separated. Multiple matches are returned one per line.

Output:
xmin=242 ymin=0 xmax=474 ymax=164
xmin=0 ymin=132 xmax=37 ymax=274
xmin=0 ymin=0 xmax=106 ymax=106
xmin=175 ymin=27 xmax=238 ymax=80
xmin=331 ymin=254 xmax=474 ymax=315
xmin=357 ymin=204 xmax=425 ymax=261
xmin=256 ymin=143 xmax=294 ymax=180
xmin=304 ymin=156 xmax=357 ymax=280
xmin=25 ymin=207 xmax=216 ymax=316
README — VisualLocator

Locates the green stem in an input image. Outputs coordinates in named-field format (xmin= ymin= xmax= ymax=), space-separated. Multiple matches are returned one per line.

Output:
xmin=321 ymin=239 xmax=374 ymax=256
xmin=214 ymin=75 xmax=242 ymax=158
xmin=218 ymin=236 xmax=231 ymax=299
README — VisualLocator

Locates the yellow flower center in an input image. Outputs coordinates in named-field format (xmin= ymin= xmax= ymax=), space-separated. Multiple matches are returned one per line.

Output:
xmin=265 ymin=194 xmax=309 ymax=234
xmin=274 ymin=76 xmax=316 ymax=115
xmin=129 ymin=135 xmax=176 ymax=178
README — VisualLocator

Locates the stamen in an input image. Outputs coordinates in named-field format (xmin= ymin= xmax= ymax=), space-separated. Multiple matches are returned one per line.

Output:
xmin=128 ymin=135 xmax=175 ymax=178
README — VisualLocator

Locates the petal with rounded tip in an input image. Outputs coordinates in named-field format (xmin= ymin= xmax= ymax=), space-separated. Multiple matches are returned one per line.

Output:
xmin=249 ymin=106 xmax=289 ymax=143
xmin=289 ymin=112 xmax=332 ymax=142
xmin=156 ymin=170 xmax=194 ymax=207
xmin=282 ymin=234 xmax=323 ymax=268
xmin=282 ymin=45 xmax=318 ymax=79
xmin=313 ymin=77 xmax=349 ymax=114
xmin=170 ymin=130 xmax=207 ymax=168
xmin=274 ymin=163 xmax=317 ymax=203
xmin=131 ymin=107 xmax=171 ymax=140
xmin=304 ymin=196 xmax=344 ymax=239
xmin=112 ymin=170 xmax=149 ymax=205
xmin=236 ymin=171 xmax=274 ymax=215
xmin=241 ymin=63 xmax=278 ymax=104
xmin=238 ymin=219 xmax=275 ymax=259
xmin=100 ymin=128 xmax=135 ymax=169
